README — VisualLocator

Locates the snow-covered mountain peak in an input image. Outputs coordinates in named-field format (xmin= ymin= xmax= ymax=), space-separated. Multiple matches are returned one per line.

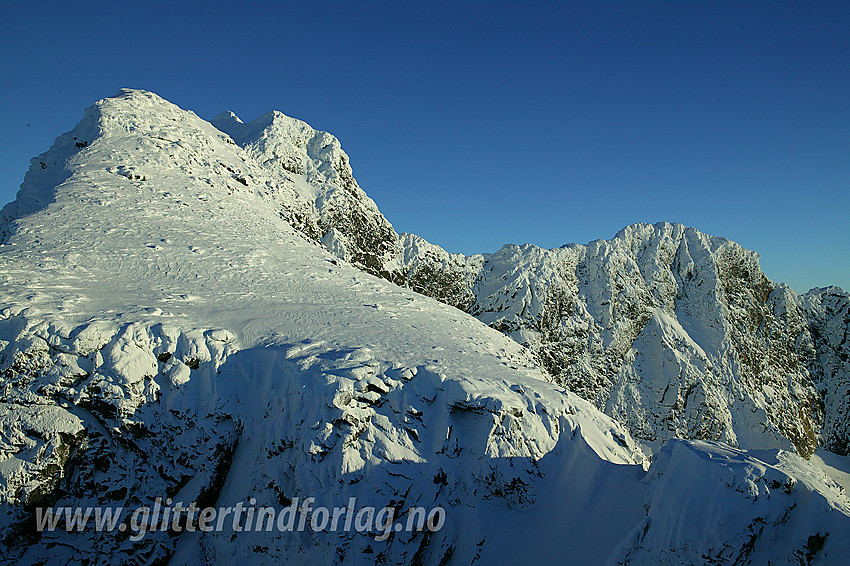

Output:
xmin=212 ymin=108 xmax=351 ymax=183
xmin=0 ymin=89 xmax=667 ymax=565
xmin=397 ymin=218 xmax=850 ymax=459
xmin=92 ymin=89 xmax=223 ymax=140
xmin=2 ymin=90 xmax=850 ymax=565
xmin=209 ymin=110 xmax=244 ymax=135
xmin=210 ymin=106 xmax=401 ymax=275
xmin=1 ymin=88 xmax=299 ymax=240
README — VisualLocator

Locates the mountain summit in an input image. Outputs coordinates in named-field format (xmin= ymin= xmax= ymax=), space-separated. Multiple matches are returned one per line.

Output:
xmin=211 ymin=106 xmax=401 ymax=277
xmin=0 ymin=89 xmax=848 ymax=565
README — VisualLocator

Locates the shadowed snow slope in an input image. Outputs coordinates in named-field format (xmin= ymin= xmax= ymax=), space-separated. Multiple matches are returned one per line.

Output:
xmin=0 ymin=90 xmax=848 ymax=565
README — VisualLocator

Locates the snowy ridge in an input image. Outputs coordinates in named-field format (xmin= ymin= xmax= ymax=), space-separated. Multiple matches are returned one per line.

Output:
xmin=801 ymin=287 xmax=850 ymax=454
xmin=611 ymin=440 xmax=850 ymax=565
xmin=0 ymin=89 xmax=848 ymax=564
xmin=394 ymin=222 xmax=847 ymax=460
xmin=211 ymin=108 xmax=400 ymax=277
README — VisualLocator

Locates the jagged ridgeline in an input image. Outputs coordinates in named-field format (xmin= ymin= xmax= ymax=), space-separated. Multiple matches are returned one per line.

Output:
xmin=0 ymin=89 xmax=849 ymax=565
xmin=208 ymin=97 xmax=849 ymax=460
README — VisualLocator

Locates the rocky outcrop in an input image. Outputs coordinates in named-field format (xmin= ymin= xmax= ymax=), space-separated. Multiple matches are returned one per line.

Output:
xmin=395 ymin=233 xmax=483 ymax=311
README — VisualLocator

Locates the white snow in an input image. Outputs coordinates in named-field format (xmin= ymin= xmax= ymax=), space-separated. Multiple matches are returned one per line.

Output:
xmin=0 ymin=89 xmax=847 ymax=565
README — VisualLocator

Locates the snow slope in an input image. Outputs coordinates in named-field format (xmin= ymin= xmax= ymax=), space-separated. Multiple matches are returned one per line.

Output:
xmin=0 ymin=89 xmax=848 ymax=565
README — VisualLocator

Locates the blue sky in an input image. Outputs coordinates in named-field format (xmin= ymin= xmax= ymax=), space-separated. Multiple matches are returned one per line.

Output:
xmin=1 ymin=1 xmax=848 ymax=292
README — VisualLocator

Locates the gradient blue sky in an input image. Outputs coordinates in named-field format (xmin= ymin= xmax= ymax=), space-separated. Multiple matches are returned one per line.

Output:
xmin=1 ymin=1 xmax=848 ymax=292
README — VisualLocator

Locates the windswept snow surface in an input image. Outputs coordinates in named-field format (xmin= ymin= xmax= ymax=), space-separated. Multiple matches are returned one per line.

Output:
xmin=0 ymin=90 xmax=847 ymax=565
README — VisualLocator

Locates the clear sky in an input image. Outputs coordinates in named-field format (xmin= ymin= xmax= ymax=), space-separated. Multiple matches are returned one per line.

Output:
xmin=1 ymin=1 xmax=848 ymax=292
